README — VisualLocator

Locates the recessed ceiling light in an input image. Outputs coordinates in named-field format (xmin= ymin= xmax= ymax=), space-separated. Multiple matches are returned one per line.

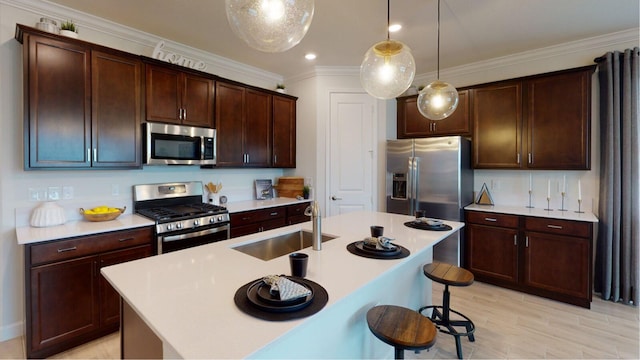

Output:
xmin=389 ymin=24 xmax=402 ymax=32
xmin=305 ymin=53 xmax=317 ymax=60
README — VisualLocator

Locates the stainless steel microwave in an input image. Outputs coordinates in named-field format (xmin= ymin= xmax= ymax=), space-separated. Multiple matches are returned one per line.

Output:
xmin=144 ymin=122 xmax=216 ymax=165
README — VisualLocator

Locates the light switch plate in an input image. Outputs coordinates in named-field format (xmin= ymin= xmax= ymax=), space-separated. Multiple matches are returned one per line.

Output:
xmin=62 ymin=186 xmax=74 ymax=200
xmin=48 ymin=186 xmax=61 ymax=201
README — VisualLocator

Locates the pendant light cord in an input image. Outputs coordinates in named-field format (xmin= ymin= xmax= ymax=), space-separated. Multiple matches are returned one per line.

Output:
xmin=386 ymin=0 xmax=390 ymax=41
xmin=436 ymin=0 xmax=440 ymax=80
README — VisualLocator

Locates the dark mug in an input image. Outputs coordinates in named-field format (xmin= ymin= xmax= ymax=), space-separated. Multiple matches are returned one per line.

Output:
xmin=289 ymin=252 xmax=309 ymax=277
xmin=370 ymin=225 xmax=384 ymax=238
xmin=415 ymin=210 xmax=426 ymax=218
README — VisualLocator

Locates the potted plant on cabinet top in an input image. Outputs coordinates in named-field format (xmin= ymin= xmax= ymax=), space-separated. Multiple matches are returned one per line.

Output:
xmin=276 ymin=84 xmax=286 ymax=93
xmin=60 ymin=20 xmax=78 ymax=38
xmin=302 ymin=185 xmax=310 ymax=199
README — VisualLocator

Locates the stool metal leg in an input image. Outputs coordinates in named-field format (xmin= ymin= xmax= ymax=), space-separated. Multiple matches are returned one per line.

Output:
xmin=394 ymin=347 xmax=404 ymax=359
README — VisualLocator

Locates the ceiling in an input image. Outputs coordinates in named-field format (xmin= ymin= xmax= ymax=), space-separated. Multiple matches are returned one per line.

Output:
xmin=48 ymin=0 xmax=639 ymax=78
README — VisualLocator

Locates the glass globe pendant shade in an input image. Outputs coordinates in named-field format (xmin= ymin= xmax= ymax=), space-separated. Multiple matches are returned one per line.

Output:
xmin=417 ymin=80 xmax=459 ymax=120
xmin=360 ymin=40 xmax=416 ymax=99
xmin=225 ymin=0 xmax=314 ymax=53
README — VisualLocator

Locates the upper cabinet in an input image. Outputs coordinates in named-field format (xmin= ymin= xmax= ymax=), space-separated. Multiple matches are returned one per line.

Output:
xmin=144 ymin=62 xmax=214 ymax=128
xmin=397 ymin=89 xmax=471 ymax=138
xmin=472 ymin=66 xmax=594 ymax=170
xmin=17 ymin=25 xmax=142 ymax=169
xmin=272 ymin=95 xmax=296 ymax=168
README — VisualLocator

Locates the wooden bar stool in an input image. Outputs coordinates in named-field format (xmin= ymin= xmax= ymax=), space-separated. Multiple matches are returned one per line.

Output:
xmin=366 ymin=305 xmax=437 ymax=359
xmin=418 ymin=262 xmax=475 ymax=359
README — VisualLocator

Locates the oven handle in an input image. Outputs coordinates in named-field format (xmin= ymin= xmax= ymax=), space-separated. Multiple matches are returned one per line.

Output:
xmin=162 ymin=224 xmax=229 ymax=242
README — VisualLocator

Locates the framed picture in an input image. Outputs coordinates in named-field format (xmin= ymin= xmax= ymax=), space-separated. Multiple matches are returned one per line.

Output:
xmin=255 ymin=179 xmax=273 ymax=200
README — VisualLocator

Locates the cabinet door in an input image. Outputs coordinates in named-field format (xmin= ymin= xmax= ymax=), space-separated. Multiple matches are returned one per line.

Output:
xmin=92 ymin=51 xmax=142 ymax=168
xmin=466 ymin=224 xmax=519 ymax=284
xmin=145 ymin=64 xmax=182 ymax=124
xmin=99 ymin=245 xmax=153 ymax=327
xmin=523 ymin=232 xmax=590 ymax=300
xmin=244 ymin=89 xmax=272 ymax=166
xmin=182 ymin=74 xmax=214 ymax=127
xmin=215 ymin=82 xmax=245 ymax=166
xmin=30 ymin=256 xmax=99 ymax=353
xmin=524 ymin=69 xmax=591 ymax=169
xmin=431 ymin=89 xmax=471 ymax=136
xmin=25 ymin=34 xmax=91 ymax=168
xmin=397 ymin=96 xmax=430 ymax=138
xmin=472 ymin=81 xmax=523 ymax=169
xmin=273 ymin=95 xmax=296 ymax=167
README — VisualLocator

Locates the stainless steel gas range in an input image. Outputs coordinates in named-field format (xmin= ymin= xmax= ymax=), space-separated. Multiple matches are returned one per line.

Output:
xmin=133 ymin=181 xmax=230 ymax=254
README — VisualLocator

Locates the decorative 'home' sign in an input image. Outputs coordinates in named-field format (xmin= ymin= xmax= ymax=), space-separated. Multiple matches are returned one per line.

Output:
xmin=152 ymin=41 xmax=207 ymax=71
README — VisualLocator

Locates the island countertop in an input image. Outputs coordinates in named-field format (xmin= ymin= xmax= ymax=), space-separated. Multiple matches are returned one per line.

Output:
xmin=101 ymin=211 xmax=464 ymax=359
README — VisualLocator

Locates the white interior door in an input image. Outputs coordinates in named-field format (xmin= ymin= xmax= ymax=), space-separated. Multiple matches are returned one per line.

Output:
xmin=328 ymin=93 xmax=376 ymax=216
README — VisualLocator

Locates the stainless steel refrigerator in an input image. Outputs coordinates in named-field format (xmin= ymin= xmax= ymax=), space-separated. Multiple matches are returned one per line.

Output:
xmin=386 ymin=136 xmax=474 ymax=266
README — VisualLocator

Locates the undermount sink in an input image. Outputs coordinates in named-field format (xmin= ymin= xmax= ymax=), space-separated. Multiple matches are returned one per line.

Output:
xmin=232 ymin=230 xmax=337 ymax=261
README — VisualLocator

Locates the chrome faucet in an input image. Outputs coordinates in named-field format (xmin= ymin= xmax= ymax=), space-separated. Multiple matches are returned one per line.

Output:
xmin=304 ymin=201 xmax=322 ymax=250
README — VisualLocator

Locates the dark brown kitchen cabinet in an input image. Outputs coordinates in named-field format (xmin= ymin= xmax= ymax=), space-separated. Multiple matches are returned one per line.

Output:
xmin=25 ymin=227 xmax=153 ymax=359
xmin=16 ymin=25 xmax=142 ymax=169
xmin=286 ymin=201 xmax=311 ymax=225
xmin=465 ymin=210 xmax=593 ymax=308
xmin=397 ymin=90 xmax=471 ymax=138
xmin=472 ymin=66 xmax=594 ymax=170
xmin=230 ymin=206 xmax=287 ymax=238
xmin=273 ymin=95 xmax=297 ymax=167
xmin=215 ymin=81 xmax=272 ymax=167
xmin=144 ymin=63 xmax=214 ymax=127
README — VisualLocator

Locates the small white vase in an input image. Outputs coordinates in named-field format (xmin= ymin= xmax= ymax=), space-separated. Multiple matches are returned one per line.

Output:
xmin=60 ymin=30 xmax=78 ymax=39
xmin=276 ymin=88 xmax=286 ymax=94
xmin=30 ymin=202 xmax=66 ymax=227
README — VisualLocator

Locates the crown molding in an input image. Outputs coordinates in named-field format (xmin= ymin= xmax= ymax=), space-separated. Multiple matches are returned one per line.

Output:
xmin=3 ymin=0 xmax=282 ymax=85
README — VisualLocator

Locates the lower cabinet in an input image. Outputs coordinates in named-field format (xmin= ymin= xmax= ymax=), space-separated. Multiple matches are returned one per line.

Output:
xmin=230 ymin=202 xmax=311 ymax=238
xmin=25 ymin=227 xmax=154 ymax=359
xmin=465 ymin=210 xmax=593 ymax=308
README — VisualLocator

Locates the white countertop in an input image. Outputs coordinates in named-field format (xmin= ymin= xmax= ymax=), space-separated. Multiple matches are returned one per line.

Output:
xmin=16 ymin=214 xmax=155 ymax=245
xmin=101 ymin=211 xmax=464 ymax=359
xmin=225 ymin=197 xmax=311 ymax=213
xmin=465 ymin=203 xmax=599 ymax=222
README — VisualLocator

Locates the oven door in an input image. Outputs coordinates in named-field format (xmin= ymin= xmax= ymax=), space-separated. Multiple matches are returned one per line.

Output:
xmin=158 ymin=223 xmax=230 ymax=254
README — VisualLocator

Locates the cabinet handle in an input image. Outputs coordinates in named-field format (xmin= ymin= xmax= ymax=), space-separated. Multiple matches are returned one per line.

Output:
xmin=547 ymin=224 xmax=563 ymax=229
xmin=87 ymin=148 xmax=91 ymax=163
xmin=118 ymin=237 xmax=135 ymax=242
xmin=528 ymin=153 xmax=532 ymax=164
xmin=433 ymin=123 xmax=436 ymax=132
xmin=274 ymin=154 xmax=278 ymax=163
xmin=178 ymin=108 xmax=183 ymax=120
xmin=246 ymin=154 xmax=250 ymax=163
xmin=484 ymin=217 xmax=497 ymax=222
xmin=183 ymin=108 xmax=187 ymax=120
xmin=514 ymin=234 xmax=517 ymax=246
xmin=526 ymin=236 xmax=529 ymax=247
xmin=242 ymin=216 xmax=251 ymax=221
xmin=57 ymin=246 xmax=77 ymax=253
xmin=517 ymin=153 xmax=521 ymax=164
xmin=93 ymin=148 xmax=97 ymax=163
xmin=270 ymin=212 xmax=279 ymax=216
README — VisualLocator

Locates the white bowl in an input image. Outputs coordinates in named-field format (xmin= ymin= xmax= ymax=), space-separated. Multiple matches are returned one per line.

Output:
xmin=30 ymin=202 xmax=66 ymax=227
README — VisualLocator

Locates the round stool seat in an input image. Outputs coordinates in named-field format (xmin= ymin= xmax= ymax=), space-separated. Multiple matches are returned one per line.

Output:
xmin=367 ymin=305 xmax=436 ymax=359
xmin=423 ymin=262 xmax=474 ymax=287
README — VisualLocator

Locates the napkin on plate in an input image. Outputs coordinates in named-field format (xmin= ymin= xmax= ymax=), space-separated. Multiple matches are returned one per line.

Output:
xmin=262 ymin=275 xmax=312 ymax=301
xmin=416 ymin=217 xmax=444 ymax=226
xmin=364 ymin=236 xmax=396 ymax=250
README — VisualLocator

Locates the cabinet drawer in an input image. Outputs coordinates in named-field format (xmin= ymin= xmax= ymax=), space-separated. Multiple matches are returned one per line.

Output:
xmin=287 ymin=202 xmax=310 ymax=217
xmin=466 ymin=211 xmax=519 ymax=228
xmin=30 ymin=227 xmax=154 ymax=266
xmin=525 ymin=217 xmax=591 ymax=238
xmin=230 ymin=207 xmax=286 ymax=226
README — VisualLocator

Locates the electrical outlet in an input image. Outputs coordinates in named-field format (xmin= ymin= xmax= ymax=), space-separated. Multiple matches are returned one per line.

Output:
xmin=111 ymin=184 xmax=119 ymax=196
xmin=62 ymin=186 xmax=74 ymax=200
xmin=48 ymin=186 xmax=61 ymax=201
xmin=28 ymin=188 xmax=38 ymax=201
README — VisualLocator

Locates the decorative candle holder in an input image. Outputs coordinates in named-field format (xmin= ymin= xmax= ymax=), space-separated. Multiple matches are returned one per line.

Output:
xmin=526 ymin=190 xmax=534 ymax=208
xmin=558 ymin=192 xmax=567 ymax=211
xmin=575 ymin=199 xmax=584 ymax=213
xmin=544 ymin=197 xmax=552 ymax=211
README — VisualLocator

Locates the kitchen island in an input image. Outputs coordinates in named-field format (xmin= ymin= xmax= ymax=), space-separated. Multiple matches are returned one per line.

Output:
xmin=101 ymin=211 xmax=464 ymax=359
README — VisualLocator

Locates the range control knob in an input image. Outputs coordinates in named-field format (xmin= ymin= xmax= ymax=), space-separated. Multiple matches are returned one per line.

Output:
xmin=209 ymin=217 xmax=216 ymax=224
xmin=176 ymin=223 xmax=183 ymax=229
xmin=194 ymin=220 xmax=199 ymax=226
xmin=218 ymin=215 xmax=223 ymax=221
xmin=166 ymin=224 xmax=173 ymax=231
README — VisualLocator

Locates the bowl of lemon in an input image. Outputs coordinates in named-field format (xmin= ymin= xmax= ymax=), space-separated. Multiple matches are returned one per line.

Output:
xmin=80 ymin=206 xmax=126 ymax=222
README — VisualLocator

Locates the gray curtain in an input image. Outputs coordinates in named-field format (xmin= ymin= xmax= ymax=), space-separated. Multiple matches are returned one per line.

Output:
xmin=594 ymin=47 xmax=640 ymax=305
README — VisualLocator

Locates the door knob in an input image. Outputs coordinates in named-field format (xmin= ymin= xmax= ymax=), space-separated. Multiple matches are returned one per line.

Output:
xmin=331 ymin=196 xmax=342 ymax=201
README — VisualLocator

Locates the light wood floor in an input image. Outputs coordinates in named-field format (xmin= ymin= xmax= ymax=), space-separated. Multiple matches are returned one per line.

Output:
xmin=0 ymin=281 xmax=638 ymax=359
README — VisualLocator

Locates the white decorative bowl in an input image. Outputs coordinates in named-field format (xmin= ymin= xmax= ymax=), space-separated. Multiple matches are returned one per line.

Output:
xmin=30 ymin=202 xmax=66 ymax=227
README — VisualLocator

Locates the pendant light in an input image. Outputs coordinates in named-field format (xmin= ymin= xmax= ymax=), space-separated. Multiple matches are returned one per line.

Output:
xmin=360 ymin=0 xmax=416 ymax=99
xmin=417 ymin=0 xmax=458 ymax=120
xmin=225 ymin=0 xmax=315 ymax=53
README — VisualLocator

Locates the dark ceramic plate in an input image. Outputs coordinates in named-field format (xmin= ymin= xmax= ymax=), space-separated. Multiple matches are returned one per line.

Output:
xmin=247 ymin=279 xmax=314 ymax=313
xmin=356 ymin=241 xmax=401 ymax=256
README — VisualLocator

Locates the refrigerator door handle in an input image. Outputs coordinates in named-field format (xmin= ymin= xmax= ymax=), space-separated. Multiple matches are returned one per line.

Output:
xmin=409 ymin=156 xmax=419 ymax=216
